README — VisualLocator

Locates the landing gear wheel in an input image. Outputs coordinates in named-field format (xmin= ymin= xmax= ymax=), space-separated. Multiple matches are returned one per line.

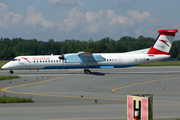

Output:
xmin=83 ymin=64 xmax=91 ymax=74
xmin=84 ymin=69 xmax=87 ymax=74
xmin=9 ymin=70 xmax=14 ymax=74
xmin=84 ymin=69 xmax=91 ymax=74
xmin=87 ymin=70 xmax=91 ymax=74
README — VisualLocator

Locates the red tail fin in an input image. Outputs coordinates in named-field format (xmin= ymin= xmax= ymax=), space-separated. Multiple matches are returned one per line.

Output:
xmin=147 ymin=29 xmax=178 ymax=55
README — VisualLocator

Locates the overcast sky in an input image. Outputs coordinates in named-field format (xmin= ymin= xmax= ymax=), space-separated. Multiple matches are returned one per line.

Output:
xmin=0 ymin=0 xmax=180 ymax=41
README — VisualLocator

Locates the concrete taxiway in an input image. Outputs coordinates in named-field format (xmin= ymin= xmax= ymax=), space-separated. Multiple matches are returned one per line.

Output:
xmin=0 ymin=66 xmax=180 ymax=120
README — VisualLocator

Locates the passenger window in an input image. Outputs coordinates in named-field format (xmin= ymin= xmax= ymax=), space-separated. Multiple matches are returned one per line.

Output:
xmin=34 ymin=61 xmax=35 ymax=63
xmin=46 ymin=60 xmax=47 ymax=62
xmin=40 ymin=60 xmax=41 ymax=62
xmin=59 ymin=60 xmax=61 ymax=62
xmin=51 ymin=60 xmax=53 ymax=62
xmin=48 ymin=60 xmax=50 ymax=62
xmin=110 ymin=59 xmax=111 ymax=61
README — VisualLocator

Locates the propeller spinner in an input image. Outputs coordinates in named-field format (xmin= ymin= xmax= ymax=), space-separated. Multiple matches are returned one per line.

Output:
xmin=59 ymin=55 xmax=64 ymax=60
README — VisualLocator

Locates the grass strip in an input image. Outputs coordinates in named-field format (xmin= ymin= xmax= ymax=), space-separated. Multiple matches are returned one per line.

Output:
xmin=0 ymin=94 xmax=33 ymax=103
xmin=0 ymin=76 xmax=20 ymax=81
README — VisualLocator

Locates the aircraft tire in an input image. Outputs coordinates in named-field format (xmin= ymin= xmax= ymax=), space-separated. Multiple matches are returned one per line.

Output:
xmin=9 ymin=70 xmax=14 ymax=74
xmin=84 ymin=69 xmax=91 ymax=74
xmin=84 ymin=69 xmax=87 ymax=74
xmin=87 ymin=70 xmax=91 ymax=74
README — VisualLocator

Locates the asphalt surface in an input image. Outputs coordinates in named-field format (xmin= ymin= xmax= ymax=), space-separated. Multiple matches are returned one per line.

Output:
xmin=0 ymin=66 xmax=180 ymax=120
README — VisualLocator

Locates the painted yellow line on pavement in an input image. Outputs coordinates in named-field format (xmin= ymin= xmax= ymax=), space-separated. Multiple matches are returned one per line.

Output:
xmin=1 ymin=90 xmax=126 ymax=101
xmin=112 ymin=76 xmax=180 ymax=103
xmin=0 ymin=77 xmax=126 ymax=101
xmin=2 ymin=76 xmax=180 ymax=102
xmin=1 ymin=77 xmax=64 ymax=92
xmin=112 ymin=77 xmax=180 ymax=94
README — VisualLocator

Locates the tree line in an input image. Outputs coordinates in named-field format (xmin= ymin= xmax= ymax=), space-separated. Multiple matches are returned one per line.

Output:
xmin=0 ymin=36 xmax=180 ymax=60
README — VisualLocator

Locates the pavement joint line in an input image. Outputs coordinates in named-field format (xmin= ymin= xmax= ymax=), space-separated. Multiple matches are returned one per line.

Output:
xmin=41 ymin=117 xmax=127 ymax=120
xmin=39 ymin=116 xmax=180 ymax=120
xmin=1 ymin=107 xmax=180 ymax=114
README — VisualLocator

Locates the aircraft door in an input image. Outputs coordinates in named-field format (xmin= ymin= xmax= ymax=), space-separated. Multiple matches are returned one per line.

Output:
xmin=25 ymin=61 xmax=31 ymax=68
xmin=117 ymin=56 xmax=123 ymax=66
xmin=18 ymin=58 xmax=31 ymax=69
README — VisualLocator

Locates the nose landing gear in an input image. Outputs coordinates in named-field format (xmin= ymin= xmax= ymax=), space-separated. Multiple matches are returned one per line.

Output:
xmin=9 ymin=70 xmax=14 ymax=74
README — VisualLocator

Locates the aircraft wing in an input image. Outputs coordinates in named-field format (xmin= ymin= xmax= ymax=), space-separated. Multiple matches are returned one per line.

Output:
xmin=65 ymin=52 xmax=105 ymax=63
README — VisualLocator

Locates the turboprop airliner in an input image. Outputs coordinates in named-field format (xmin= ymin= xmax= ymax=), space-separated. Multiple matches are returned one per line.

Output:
xmin=2 ymin=29 xmax=178 ymax=74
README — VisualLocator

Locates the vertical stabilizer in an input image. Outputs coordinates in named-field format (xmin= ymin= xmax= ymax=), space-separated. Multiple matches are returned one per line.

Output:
xmin=147 ymin=29 xmax=178 ymax=55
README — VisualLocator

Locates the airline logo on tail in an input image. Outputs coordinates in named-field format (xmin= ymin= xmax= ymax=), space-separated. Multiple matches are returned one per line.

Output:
xmin=159 ymin=40 xmax=169 ymax=47
xmin=147 ymin=29 xmax=178 ymax=55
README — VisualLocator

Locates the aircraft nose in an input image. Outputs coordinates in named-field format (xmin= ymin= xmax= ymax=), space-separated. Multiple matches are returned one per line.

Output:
xmin=2 ymin=63 xmax=10 ymax=70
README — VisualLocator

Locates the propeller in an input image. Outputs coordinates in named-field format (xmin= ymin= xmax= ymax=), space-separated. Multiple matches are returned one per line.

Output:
xmin=59 ymin=50 xmax=65 ymax=60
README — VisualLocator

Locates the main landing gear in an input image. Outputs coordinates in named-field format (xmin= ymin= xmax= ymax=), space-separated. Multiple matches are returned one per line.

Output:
xmin=84 ymin=69 xmax=91 ymax=74
xmin=9 ymin=70 xmax=14 ymax=74
xmin=82 ymin=64 xmax=91 ymax=74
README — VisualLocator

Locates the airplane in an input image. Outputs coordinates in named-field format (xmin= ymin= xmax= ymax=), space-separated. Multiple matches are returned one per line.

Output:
xmin=1 ymin=29 xmax=178 ymax=74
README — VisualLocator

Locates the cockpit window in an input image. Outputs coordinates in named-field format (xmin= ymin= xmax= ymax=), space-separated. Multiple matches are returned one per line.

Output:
xmin=12 ymin=59 xmax=20 ymax=61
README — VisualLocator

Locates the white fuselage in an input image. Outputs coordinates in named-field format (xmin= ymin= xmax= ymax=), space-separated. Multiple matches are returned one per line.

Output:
xmin=2 ymin=53 xmax=170 ymax=70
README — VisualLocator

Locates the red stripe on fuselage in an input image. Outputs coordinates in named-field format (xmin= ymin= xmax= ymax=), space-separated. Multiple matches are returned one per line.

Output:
xmin=147 ymin=47 xmax=169 ymax=55
xmin=21 ymin=57 xmax=30 ymax=63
